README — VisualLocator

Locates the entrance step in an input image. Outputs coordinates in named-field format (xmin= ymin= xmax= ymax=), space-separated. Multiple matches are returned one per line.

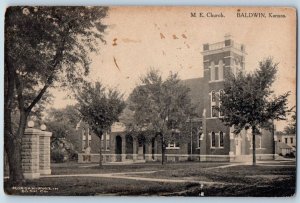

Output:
xmin=230 ymin=155 xmax=252 ymax=162
xmin=106 ymin=159 xmax=146 ymax=165
xmin=134 ymin=159 xmax=146 ymax=163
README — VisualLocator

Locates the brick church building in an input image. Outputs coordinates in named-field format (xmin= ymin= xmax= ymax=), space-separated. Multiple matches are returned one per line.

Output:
xmin=77 ymin=35 xmax=275 ymax=163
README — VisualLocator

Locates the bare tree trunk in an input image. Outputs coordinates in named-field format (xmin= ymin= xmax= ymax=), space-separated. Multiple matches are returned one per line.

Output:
xmin=4 ymin=135 xmax=23 ymax=185
xmin=4 ymin=110 xmax=28 ymax=185
xmin=99 ymin=134 xmax=102 ymax=168
xmin=161 ymin=133 xmax=165 ymax=165
xmin=4 ymin=60 xmax=27 ymax=184
xmin=252 ymin=126 xmax=256 ymax=166
xmin=272 ymin=120 xmax=275 ymax=160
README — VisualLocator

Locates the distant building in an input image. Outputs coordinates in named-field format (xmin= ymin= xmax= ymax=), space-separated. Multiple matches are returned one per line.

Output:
xmin=276 ymin=134 xmax=296 ymax=156
xmin=77 ymin=35 xmax=276 ymax=163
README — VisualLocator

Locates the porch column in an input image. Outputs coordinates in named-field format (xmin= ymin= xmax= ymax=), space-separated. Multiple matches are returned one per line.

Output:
xmin=132 ymin=138 xmax=137 ymax=162
xmin=85 ymin=126 xmax=90 ymax=149
xmin=154 ymin=139 xmax=158 ymax=161
xmin=241 ymin=129 xmax=247 ymax=155
xmin=110 ymin=135 xmax=116 ymax=162
xmin=121 ymin=135 xmax=126 ymax=161
xmin=145 ymin=141 xmax=152 ymax=161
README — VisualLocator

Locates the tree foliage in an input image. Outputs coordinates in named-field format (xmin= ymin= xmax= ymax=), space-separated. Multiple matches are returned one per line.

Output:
xmin=128 ymin=69 xmax=195 ymax=164
xmin=76 ymin=82 xmax=126 ymax=166
xmin=45 ymin=106 xmax=81 ymax=162
xmin=220 ymin=58 xmax=291 ymax=165
xmin=284 ymin=111 xmax=296 ymax=134
xmin=4 ymin=6 xmax=108 ymax=183
xmin=45 ymin=105 xmax=81 ymax=142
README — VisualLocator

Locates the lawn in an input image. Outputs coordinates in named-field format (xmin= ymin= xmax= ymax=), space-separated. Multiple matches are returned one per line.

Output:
xmin=4 ymin=161 xmax=296 ymax=196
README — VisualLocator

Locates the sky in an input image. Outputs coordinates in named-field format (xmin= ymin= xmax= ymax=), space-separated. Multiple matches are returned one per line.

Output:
xmin=49 ymin=7 xmax=296 ymax=131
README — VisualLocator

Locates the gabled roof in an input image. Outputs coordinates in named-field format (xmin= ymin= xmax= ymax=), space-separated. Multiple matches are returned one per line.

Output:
xmin=181 ymin=77 xmax=205 ymax=115
xmin=277 ymin=142 xmax=293 ymax=149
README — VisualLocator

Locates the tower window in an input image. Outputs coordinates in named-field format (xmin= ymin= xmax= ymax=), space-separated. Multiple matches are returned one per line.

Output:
xmin=211 ymin=91 xmax=219 ymax=118
xmin=219 ymin=90 xmax=224 ymax=117
xmin=211 ymin=91 xmax=216 ymax=102
xmin=215 ymin=66 xmax=219 ymax=80
xmin=212 ymin=106 xmax=218 ymax=117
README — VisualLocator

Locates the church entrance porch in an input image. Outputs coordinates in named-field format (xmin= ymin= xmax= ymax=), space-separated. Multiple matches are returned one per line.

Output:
xmin=111 ymin=133 xmax=157 ymax=162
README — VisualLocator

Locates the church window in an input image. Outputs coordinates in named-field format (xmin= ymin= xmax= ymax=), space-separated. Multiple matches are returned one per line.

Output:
xmin=211 ymin=132 xmax=216 ymax=147
xmin=212 ymin=106 xmax=218 ymax=118
xmin=211 ymin=91 xmax=216 ymax=102
xmin=220 ymin=131 xmax=224 ymax=147
xmin=215 ymin=66 xmax=219 ymax=80
xmin=167 ymin=132 xmax=180 ymax=149
xmin=250 ymin=136 xmax=262 ymax=149
xmin=219 ymin=90 xmax=224 ymax=117
xmin=211 ymin=91 xmax=219 ymax=118
xmin=168 ymin=142 xmax=180 ymax=148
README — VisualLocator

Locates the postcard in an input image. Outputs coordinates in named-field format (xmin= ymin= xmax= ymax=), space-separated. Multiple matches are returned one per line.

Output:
xmin=4 ymin=6 xmax=296 ymax=196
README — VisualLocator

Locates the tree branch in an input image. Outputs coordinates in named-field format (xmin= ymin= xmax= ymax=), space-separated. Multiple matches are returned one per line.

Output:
xmin=14 ymin=72 xmax=25 ymax=112
xmin=25 ymin=32 xmax=68 ymax=113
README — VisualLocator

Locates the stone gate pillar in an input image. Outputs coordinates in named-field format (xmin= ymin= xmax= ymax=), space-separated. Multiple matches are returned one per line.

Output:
xmin=39 ymin=128 xmax=52 ymax=175
xmin=22 ymin=127 xmax=40 ymax=179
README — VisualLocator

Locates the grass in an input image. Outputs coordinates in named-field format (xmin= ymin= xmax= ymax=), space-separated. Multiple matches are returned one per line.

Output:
xmin=4 ymin=161 xmax=296 ymax=196
xmin=5 ymin=177 xmax=199 ymax=196
xmin=50 ymin=161 xmax=229 ymax=175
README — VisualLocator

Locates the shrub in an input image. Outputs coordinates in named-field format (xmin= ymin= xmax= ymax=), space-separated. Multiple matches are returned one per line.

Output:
xmin=51 ymin=149 xmax=66 ymax=163
xmin=68 ymin=149 xmax=78 ymax=161
xmin=285 ymin=152 xmax=295 ymax=158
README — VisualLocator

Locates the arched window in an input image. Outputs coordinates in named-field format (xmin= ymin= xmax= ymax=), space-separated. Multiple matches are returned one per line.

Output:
xmin=211 ymin=91 xmax=216 ymax=102
xmin=219 ymin=131 xmax=224 ymax=147
xmin=219 ymin=90 xmax=224 ymax=99
xmin=219 ymin=90 xmax=224 ymax=117
xmin=211 ymin=132 xmax=216 ymax=147
xmin=211 ymin=91 xmax=218 ymax=118
xmin=215 ymin=65 xmax=219 ymax=80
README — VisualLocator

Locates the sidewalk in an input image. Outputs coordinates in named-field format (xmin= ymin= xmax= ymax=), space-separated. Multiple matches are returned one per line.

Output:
xmin=41 ymin=171 xmax=228 ymax=185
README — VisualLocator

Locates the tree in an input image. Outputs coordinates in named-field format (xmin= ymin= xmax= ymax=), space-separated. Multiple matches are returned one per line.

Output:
xmin=284 ymin=111 xmax=296 ymax=134
xmin=128 ymin=69 xmax=194 ymax=165
xmin=76 ymin=82 xmax=126 ymax=167
xmin=220 ymin=58 xmax=291 ymax=165
xmin=5 ymin=6 xmax=108 ymax=183
xmin=45 ymin=105 xmax=82 ymax=157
